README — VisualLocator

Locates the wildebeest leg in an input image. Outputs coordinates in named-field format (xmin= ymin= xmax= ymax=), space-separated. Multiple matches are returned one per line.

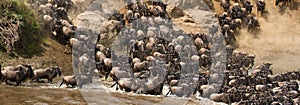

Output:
xmin=135 ymin=88 xmax=142 ymax=94
xmin=111 ymin=82 xmax=118 ymax=88
xmin=64 ymin=82 xmax=69 ymax=87
xmin=48 ymin=78 xmax=53 ymax=83
xmin=269 ymin=70 xmax=273 ymax=75
xmin=59 ymin=81 xmax=64 ymax=87
xmin=193 ymin=85 xmax=199 ymax=95
xmin=247 ymin=26 xmax=251 ymax=32
xmin=36 ymin=78 xmax=40 ymax=83
xmin=16 ymin=80 xmax=21 ymax=86
xmin=165 ymin=89 xmax=171 ymax=96
xmin=116 ymin=84 xmax=119 ymax=91
xmin=105 ymin=72 xmax=109 ymax=80
xmin=193 ymin=88 xmax=197 ymax=95
xmin=5 ymin=79 xmax=9 ymax=85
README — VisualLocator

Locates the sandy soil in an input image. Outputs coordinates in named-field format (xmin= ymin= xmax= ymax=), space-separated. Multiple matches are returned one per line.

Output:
xmin=213 ymin=0 xmax=300 ymax=74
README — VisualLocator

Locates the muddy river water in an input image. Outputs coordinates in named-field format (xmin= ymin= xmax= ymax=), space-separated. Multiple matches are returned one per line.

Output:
xmin=0 ymin=81 xmax=85 ymax=105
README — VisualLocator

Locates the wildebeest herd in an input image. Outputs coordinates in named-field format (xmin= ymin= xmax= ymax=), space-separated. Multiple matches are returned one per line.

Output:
xmin=93 ymin=0 xmax=300 ymax=104
xmin=2 ymin=0 xmax=299 ymax=104
xmin=29 ymin=0 xmax=76 ymax=48
xmin=0 ymin=0 xmax=81 ymax=88
xmin=275 ymin=0 xmax=295 ymax=6
xmin=219 ymin=0 xmax=265 ymax=45
xmin=0 ymin=61 xmax=85 ymax=88
xmin=0 ymin=62 xmax=61 ymax=85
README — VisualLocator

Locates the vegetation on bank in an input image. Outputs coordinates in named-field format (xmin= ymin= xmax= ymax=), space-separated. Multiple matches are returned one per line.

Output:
xmin=0 ymin=0 xmax=45 ymax=58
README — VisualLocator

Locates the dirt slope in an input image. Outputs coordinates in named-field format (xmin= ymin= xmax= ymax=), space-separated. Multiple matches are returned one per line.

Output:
xmin=213 ymin=0 xmax=300 ymax=74
xmin=2 ymin=38 xmax=73 ymax=75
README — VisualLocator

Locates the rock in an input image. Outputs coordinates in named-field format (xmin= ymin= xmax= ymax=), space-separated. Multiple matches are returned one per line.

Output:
xmin=75 ymin=11 xmax=106 ymax=33
xmin=87 ymin=1 xmax=103 ymax=12
xmin=163 ymin=0 xmax=210 ymax=10
xmin=166 ymin=5 xmax=185 ymax=18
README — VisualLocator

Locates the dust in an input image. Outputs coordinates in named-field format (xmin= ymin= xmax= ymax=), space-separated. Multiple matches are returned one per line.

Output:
xmin=213 ymin=0 xmax=300 ymax=74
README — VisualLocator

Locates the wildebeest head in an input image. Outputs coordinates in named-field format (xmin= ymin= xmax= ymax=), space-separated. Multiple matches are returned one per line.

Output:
xmin=53 ymin=66 xmax=62 ymax=77
xmin=275 ymin=0 xmax=282 ymax=6
xmin=57 ymin=66 xmax=62 ymax=76
xmin=104 ymin=48 xmax=112 ymax=58
xmin=262 ymin=62 xmax=272 ymax=69
xmin=23 ymin=64 xmax=34 ymax=79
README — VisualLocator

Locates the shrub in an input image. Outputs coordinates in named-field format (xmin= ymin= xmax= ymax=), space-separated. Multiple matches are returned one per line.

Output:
xmin=0 ymin=0 xmax=45 ymax=58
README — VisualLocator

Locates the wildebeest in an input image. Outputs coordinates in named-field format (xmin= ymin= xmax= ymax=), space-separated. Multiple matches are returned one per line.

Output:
xmin=276 ymin=0 xmax=294 ymax=6
xmin=221 ymin=0 xmax=230 ymax=11
xmin=59 ymin=72 xmax=93 ymax=88
xmin=32 ymin=66 xmax=62 ymax=83
xmin=243 ymin=0 xmax=253 ymax=14
xmin=1 ymin=64 xmax=34 ymax=86
xmin=257 ymin=0 xmax=266 ymax=15
xmin=247 ymin=17 xmax=260 ymax=32
xmin=59 ymin=75 xmax=76 ymax=88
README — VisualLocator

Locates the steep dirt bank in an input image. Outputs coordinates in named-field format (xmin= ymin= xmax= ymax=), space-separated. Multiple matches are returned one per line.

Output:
xmin=2 ymin=38 xmax=73 ymax=75
xmin=237 ymin=0 xmax=300 ymax=74
xmin=0 ymin=0 xmax=75 ymax=76
xmin=213 ymin=0 xmax=300 ymax=74
xmin=235 ymin=1 xmax=300 ymax=74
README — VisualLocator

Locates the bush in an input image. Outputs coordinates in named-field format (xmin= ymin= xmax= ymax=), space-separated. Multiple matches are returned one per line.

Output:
xmin=0 ymin=0 xmax=45 ymax=58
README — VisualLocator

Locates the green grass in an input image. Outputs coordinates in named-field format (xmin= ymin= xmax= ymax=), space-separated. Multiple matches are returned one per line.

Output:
xmin=0 ymin=51 xmax=12 ymax=65
xmin=0 ymin=0 xmax=46 ymax=58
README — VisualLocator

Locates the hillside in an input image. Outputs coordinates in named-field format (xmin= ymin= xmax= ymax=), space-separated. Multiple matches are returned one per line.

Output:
xmin=0 ymin=0 xmax=74 ymax=75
